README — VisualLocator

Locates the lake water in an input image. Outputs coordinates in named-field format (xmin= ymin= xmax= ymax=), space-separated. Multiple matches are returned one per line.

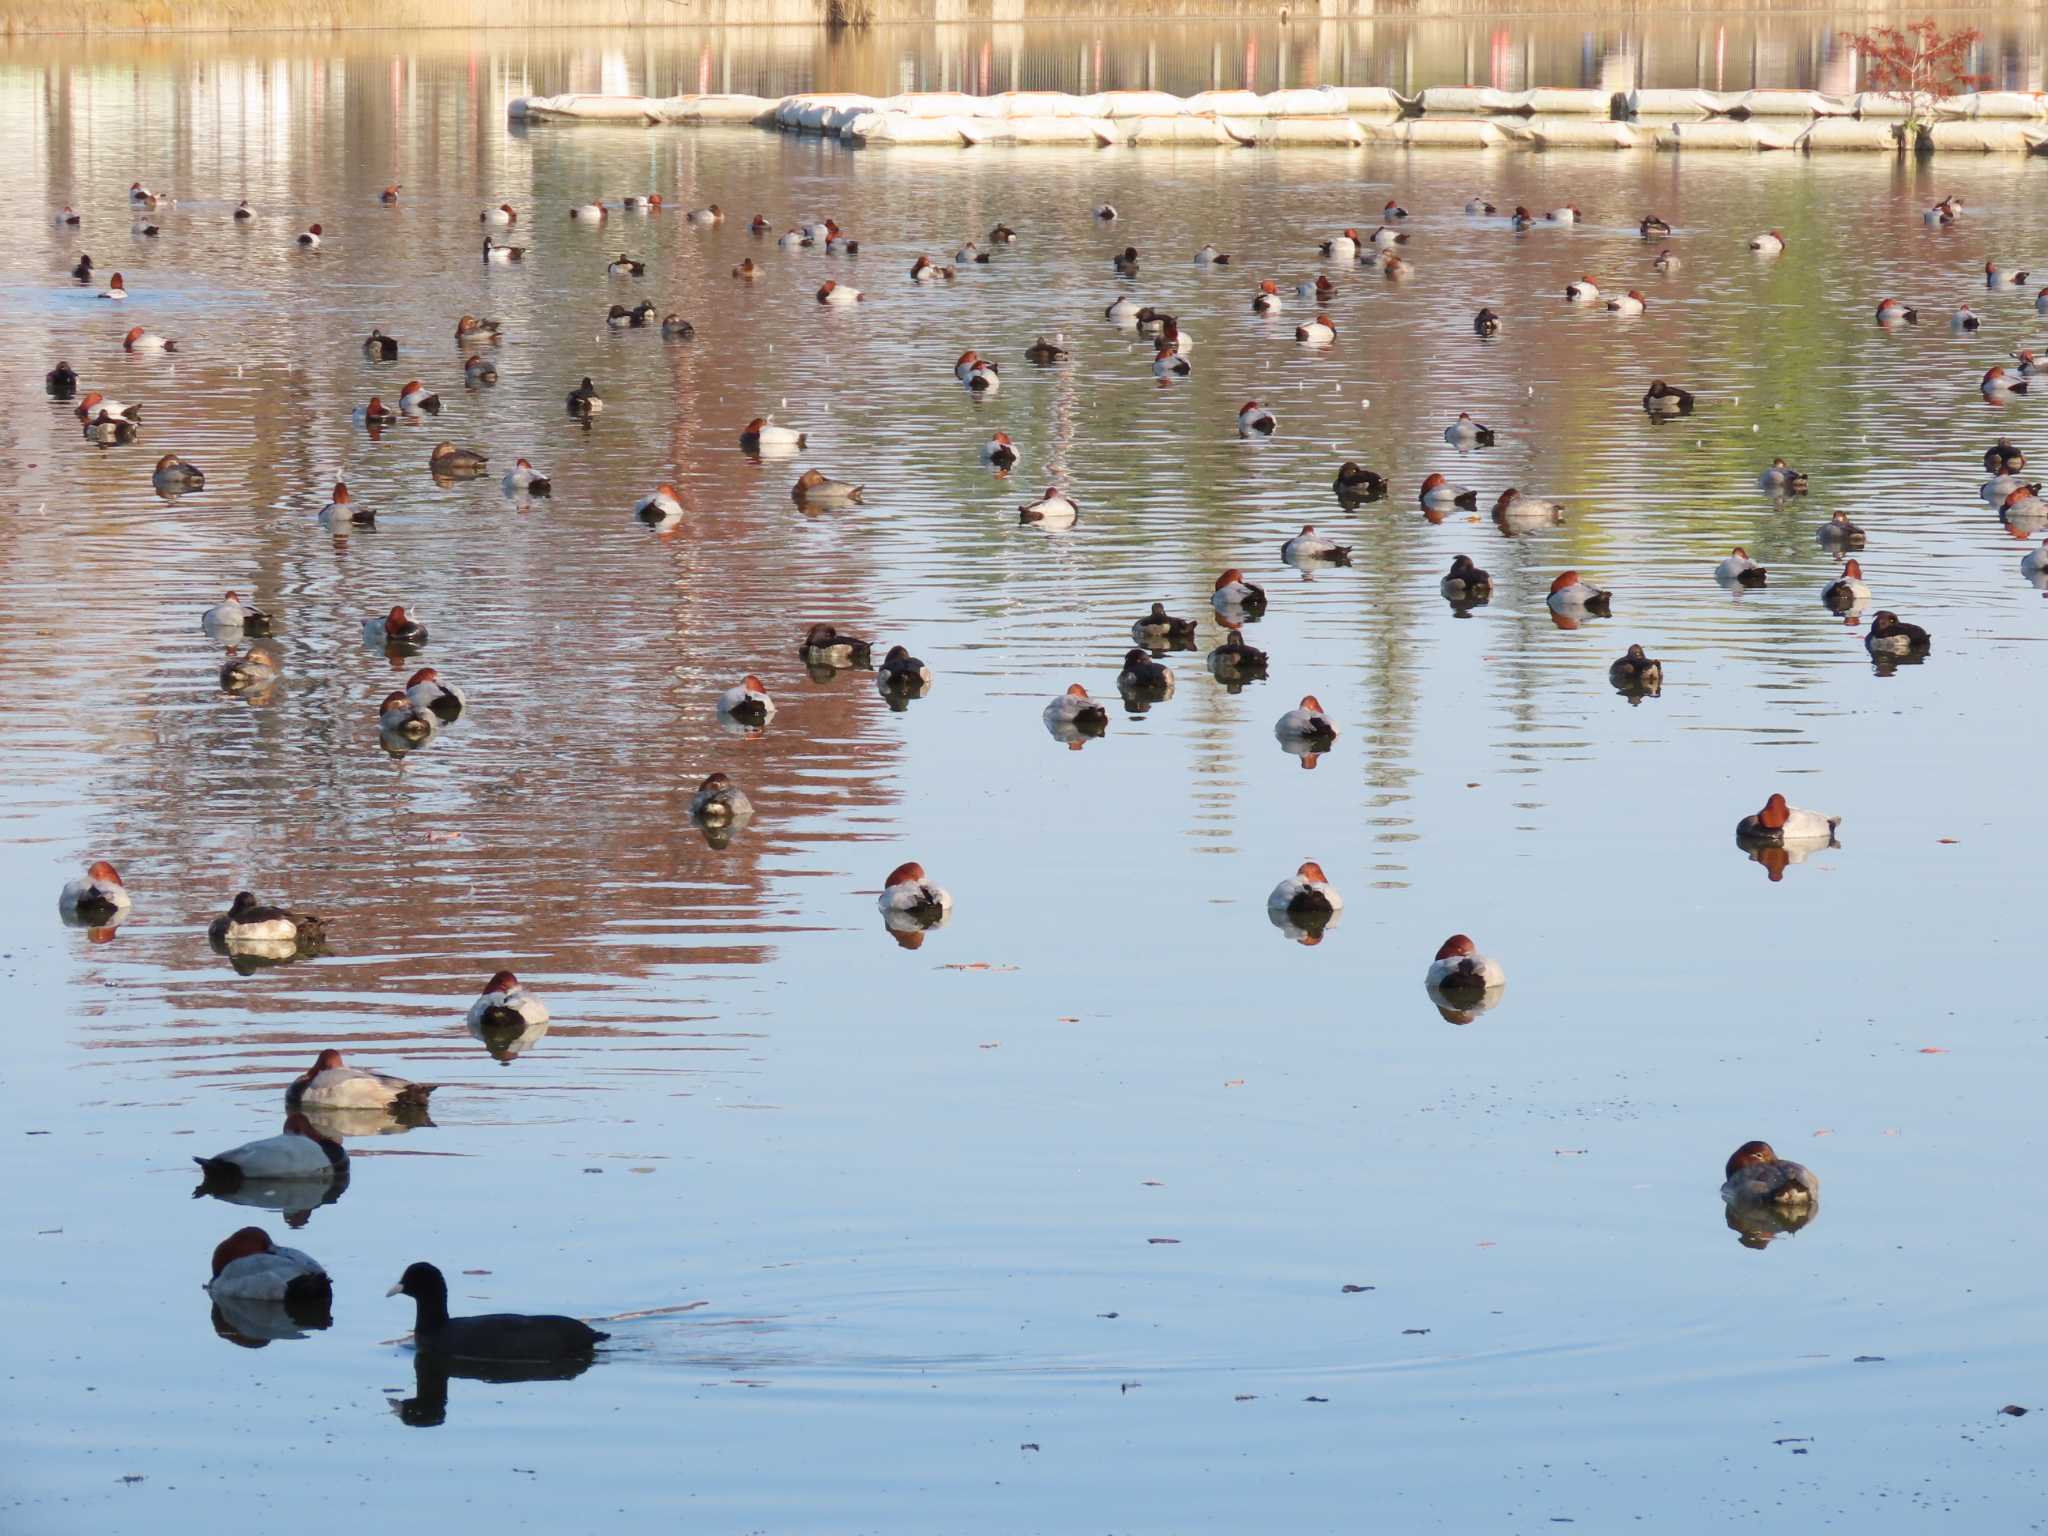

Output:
xmin=4 ymin=17 xmax=2048 ymax=1535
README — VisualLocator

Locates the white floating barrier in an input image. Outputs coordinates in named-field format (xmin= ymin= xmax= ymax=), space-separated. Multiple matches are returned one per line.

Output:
xmin=1385 ymin=118 xmax=1511 ymax=147
xmin=1121 ymin=115 xmax=1243 ymax=145
xmin=1734 ymin=89 xmax=1854 ymax=117
xmin=1939 ymin=91 xmax=2048 ymax=120
xmin=512 ymin=93 xmax=666 ymax=124
xmin=1091 ymin=90 xmax=1193 ymax=119
xmin=839 ymin=111 xmax=972 ymax=146
xmin=1928 ymin=120 xmax=2048 ymax=152
xmin=1508 ymin=116 xmax=1643 ymax=149
xmin=668 ymin=94 xmax=779 ymax=125
xmin=1799 ymin=118 xmax=1903 ymax=151
xmin=1651 ymin=118 xmax=1803 ymax=150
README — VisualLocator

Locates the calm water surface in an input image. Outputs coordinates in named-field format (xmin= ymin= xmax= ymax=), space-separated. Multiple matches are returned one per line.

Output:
xmin=4 ymin=23 xmax=2048 ymax=1536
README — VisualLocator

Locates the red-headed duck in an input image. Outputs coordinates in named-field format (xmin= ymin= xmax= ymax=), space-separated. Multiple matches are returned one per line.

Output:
xmin=319 ymin=482 xmax=372 ymax=527
xmin=1564 ymin=275 xmax=1599 ymax=304
xmin=1268 ymin=861 xmax=1342 ymax=934
xmin=1606 ymin=289 xmax=1646 ymax=315
xmin=455 ymin=314 xmax=503 ymax=342
xmin=1379 ymin=253 xmax=1414 ymax=280
xmin=208 ymin=1227 xmax=330 ymax=1310
xmin=1282 ymin=525 xmax=1351 ymax=565
xmin=1444 ymin=412 xmax=1494 ymax=448
xmin=97 ymin=272 xmax=127 ymax=300
xmin=1382 ymin=197 xmax=1410 ymax=221
xmin=1252 ymin=279 xmax=1284 ymax=315
xmin=910 ymin=255 xmax=954 ymax=282
xmin=123 ymin=325 xmax=174 ymax=353
xmin=686 ymin=203 xmax=723 ymax=224
xmin=295 ymin=223 xmax=322 ymax=248
xmin=1194 ymin=243 xmax=1230 ymax=265
xmin=717 ymin=674 xmax=774 ymax=723
xmin=1492 ymin=489 xmax=1564 ymax=529
xmin=1419 ymin=473 xmax=1477 ymax=512
xmin=1547 ymin=205 xmax=1581 ymax=224
xmin=404 ymin=668 xmax=464 ymax=722
xmin=399 ymin=380 xmax=440 ymax=415
xmin=467 ymin=970 xmax=550 ymax=1036
xmin=482 ymin=236 xmax=525 ymax=263
xmin=502 ymin=457 xmax=551 ymax=496
xmin=623 ymin=193 xmax=662 ymax=211
xmin=1987 ymin=261 xmax=2030 ymax=291
xmin=1510 ymin=206 xmax=1536 ymax=230
xmin=1295 ymin=314 xmax=1335 ymax=347
xmin=981 ymin=431 xmax=1018 ymax=470
xmin=354 ymin=396 xmax=398 ymax=425
xmin=1822 ymin=559 xmax=1870 ymax=614
xmin=152 ymin=453 xmax=203 ymax=492
xmin=379 ymin=184 xmax=400 ymax=203
xmin=287 ymin=1048 xmax=434 ymax=1112
xmin=1319 ymin=228 xmax=1360 ymax=260
xmin=1716 ymin=547 xmax=1767 ymax=587
xmin=1952 ymin=305 xmax=1982 ymax=332
xmin=59 ymin=859 xmax=130 ymax=920
xmin=1018 ymin=487 xmax=1077 ymax=527
xmin=1875 ymin=298 xmax=1918 ymax=325
xmin=1042 ymin=683 xmax=1109 ymax=738
xmin=1748 ymin=230 xmax=1785 ymax=255
xmin=464 ymin=349 xmax=496 ymax=383
xmin=1153 ymin=345 xmax=1191 ymax=379
xmin=365 ymin=604 xmax=428 ymax=647
xmin=1546 ymin=570 xmax=1612 ymax=615
xmin=1426 ymin=933 xmax=1505 ymax=995
xmin=1817 ymin=510 xmax=1866 ymax=549
xmin=569 ymin=202 xmax=607 ymax=221
xmin=793 ymin=469 xmax=863 ymax=505
xmin=1721 ymin=1141 xmax=1818 ymax=1205
xmin=481 ymin=203 xmax=517 ymax=224
xmin=1212 ymin=568 xmax=1267 ymax=618
xmin=194 ymin=1115 xmax=346 ymax=1188
xmin=733 ymin=258 xmax=762 ymax=281
xmin=1736 ymin=793 xmax=1838 ymax=846
xmin=1237 ymin=401 xmax=1276 ymax=437
xmin=878 ymin=861 xmax=951 ymax=920
xmin=1297 ymin=274 xmax=1337 ymax=301
xmin=1760 ymin=457 xmax=1807 ymax=494
xmin=54 ymin=204 xmax=80 ymax=225
xmin=1983 ymin=365 xmax=2026 ymax=398
xmin=379 ymin=690 xmax=434 ymax=742
xmin=817 ymin=279 xmax=862 ymax=305
xmin=1923 ymin=196 xmax=1959 ymax=226
xmin=2021 ymin=539 xmax=2048 ymax=581
xmin=1274 ymin=694 xmax=1336 ymax=746
xmin=633 ymin=483 xmax=685 ymax=524
xmin=740 ymin=416 xmax=804 ymax=454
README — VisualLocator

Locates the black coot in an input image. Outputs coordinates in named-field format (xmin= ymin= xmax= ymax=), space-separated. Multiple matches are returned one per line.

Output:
xmin=388 ymin=1261 xmax=609 ymax=1362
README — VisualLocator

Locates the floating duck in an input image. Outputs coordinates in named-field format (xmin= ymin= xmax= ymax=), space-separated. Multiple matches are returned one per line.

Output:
xmin=208 ymin=890 xmax=324 ymax=950
xmin=1152 ymin=345 xmax=1191 ymax=379
xmin=733 ymin=258 xmax=762 ymax=281
xmin=1042 ymin=683 xmax=1110 ymax=740
xmin=502 ymin=457 xmax=551 ymax=496
xmin=1212 ymin=569 xmax=1267 ymax=619
xmin=45 ymin=361 xmax=76 ymax=397
xmin=1131 ymin=602 xmax=1198 ymax=649
xmin=1759 ymin=457 xmax=1807 ymax=495
xmin=1547 ymin=205 xmax=1581 ymax=224
xmin=1987 ymin=261 xmax=2031 ymax=290
xmin=1426 ymin=935 xmax=1505 ymax=1003
xmin=955 ymin=240 xmax=986 ymax=264
xmin=1721 ymin=1141 xmax=1818 ymax=1205
xmin=1334 ymin=463 xmax=1387 ymax=503
xmin=405 ymin=667 xmax=464 ymax=721
xmin=1736 ymin=793 xmax=1838 ymax=848
xmin=1564 ymin=275 xmax=1599 ymax=303
xmin=1379 ymin=253 xmax=1414 ymax=280
xmin=1865 ymin=609 xmax=1931 ymax=656
xmin=1652 ymin=247 xmax=1681 ymax=272
xmin=1095 ymin=204 xmax=1118 ymax=221
xmin=1922 ymin=196 xmax=1959 ymax=226
xmin=605 ymin=300 xmax=655 ymax=328
xmin=569 ymin=202 xmax=607 ymax=221
xmin=1025 ymin=336 xmax=1068 ymax=364
xmin=122 ymin=325 xmax=175 ymax=353
xmin=740 ymin=417 xmax=805 ymax=455
xmin=364 ymin=604 xmax=428 ymax=647
xmin=1440 ymin=555 xmax=1492 ymax=603
xmin=1274 ymin=694 xmax=1337 ymax=749
xmin=566 ymin=376 xmax=603 ymax=417
xmin=152 ymin=453 xmax=204 ymax=492
xmin=878 ymin=863 xmax=951 ymax=935
xmin=377 ymin=690 xmax=433 ymax=744
xmin=876 ymin=645 xmax=933 ymax=696
xmin=717 ymin=675 xmax=774 ymax=724
xmin=466 ymin=970 xmax=549 ymax=1039
xmin=399 ymin=380 xmax=440 ymax=415
xmin=633 ymin=483 xmax=685 ymax=524
xmin=465 ymin=354 xmax=498 ymax=386
xmin=1609 ymin=644 xmax=1662 ymax=692
xmin=202 ymin=591 xmax=272 ymax=635
xmin=990 ymin=223 xmax=1017 ymax=243
xmin=1474 ymin=307 xmax=1500 ymax=336
xmin=54 ymin=204 xmax=80 ymax=224
xmin=481 ymin=203 xmax=517 ymax=224
xmin=195 ymin=1116 xmax=345 ymax=1192
xmin=1267 ymin=862 xmax=1341 ymax=937
xmin=1715 ymin=547 xmax=1768 ymax=587
xmin=1104 ymin=295 xmax=1141 ymax=327
xmin=1874 ymin=298 xmax=1918 ymax=325
xmin=910 ymin=255 xmax=954 ymax=282
xmin=1297 ymin=275 xmax=1338 ymax=302
xmin=1606 ymin=289 xmax=1647 ymax=315
xmin=1984 ymin=473 xmax=2043 ymax=506
xmin=1207 ymin=627 xmax=1268 ymax=686
xmin=219 ymin=643 xmax=283 ymax=692
xmin=624 ymin=193 xmax=663 ymax=211
xmin=287 ymin=1049 xmax=434 ymax=1113
xmin=1821 ymin=560 xmax=1870 ymax=615
xmin=981 ymin=431 xmax=1018 ymax=469
xmin=688 ymin=204 xmax=723 ymax=224
xmin=1464 ymin=197 xmax=1496 ymax=215
xmin=1983 ymin=366 xmax=2026 ymax=398
xmin=98 ymin=272 xmax=127 ymax=300
xmin=294 ymin=224 xmax=322 ymax=248
xmin=207 ymin=1227 xmax=330 ymax=1318
xmin=1748 ymin=230 xmax=1786 ymax=254
xmin=58 ymin=860 xmax=131 ymax=922
xmin=454 ymin=314 xmax=502 ymax=342
xmin=1368 ymin=224 xmax=1406 ymax=249
xmin=777 ymin=228 xmax=811 ymax=249
xmin=1295 ymin=314 xmax=1335 ymax=347
xmin=1509 ymin=206 xmax=1535 ymax=230
xmin=1319 ymin=228 xmax=1360 ymax=261
xmin=1546 ymin=570 xmax=1612 ymax=616
xmin=817 ymin=280 xmax=863 ymax=305
xmin=1252 ymin=280 xmax=1284 ymax=315
xmin=354 ymin=396 xmax=398 ymax=425
xmin=1419 ymin=474 xmax=1477 ymax=512
xmin=1237 ymin=401 xmax=1276 ymax=437
xmin=1444 ymin=412 xmax=1494 ymax=448
xmin=689 ymin=772 xmax=753 ymax=825
xmin=798 ymin=624 xmax=873 ymax=669
xmin=319 ymin=482 xmax=373 ymax=527
xmin=1282 ymin=525 xmax=1351 ymax=565
xmin=1986 ymin=438 xmax=2026 ymax=474
xmin=1642 ymin=379 xmax=1694 ymax=417
xmin=1492 ymin=489 xmax=1564 ymax=530
xmin=429 ymin=442 xmax=488 ymax=477
xmin=379 ymin=185 xmax=401 ymax=203
xmin=1639 ymin=214 xmax=1672 ymax=238
xmin=363 ymin=328 xmax=398 ymax=360
xmin=1816 ymin=511 xmax=1866 ymax=549
xmin=387 ymin=1261 xmax=607 ymax=1362
xmin=2022 ymin=540 xmax=2048 ymax=581
xmin=1018 ymin=488 xmax=1077 ymax=527
xmin=793 ymin=469 xmax=863 ymax=505
xmin=606 ymin=253 xmax=645 ymax=277
xmin=1952 ymin=305 xmax=1982 ymax=332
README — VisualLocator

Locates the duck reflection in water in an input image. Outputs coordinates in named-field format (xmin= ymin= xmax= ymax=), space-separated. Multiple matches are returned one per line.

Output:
xmin=1724 ymin=1196 xmax=1821 ymax=1250
xmin=390 ymin=1350 xmax=598 ymax=1428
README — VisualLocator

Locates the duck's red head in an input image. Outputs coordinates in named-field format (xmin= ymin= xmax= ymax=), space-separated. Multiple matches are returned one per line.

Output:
xmin=501 ymin=203 xmax=516 ymax=217
xmin=406 ymin=667 xmax=439 ymax=687
xmin=1297 ymin=861 xmax=1328 ymax=883
xmin=308 ymin=224 xmax=322 ymax=236
xmin=1731 ymin=546 xmax=1749 ymax=559
xmin=1299 ymin=695 xmax=1323 ymax=712
xmin=1241 ymin=401 xmax=1262 ymax=415
xmin=1843 ymin=559 xmax=1863 ymax=579
xmin=365 ymin=396 xmax=387 ymax=413
xmin=379 ymin=690 xmax=410 ymax=713
xmin=1548 ymin=571 xmax=1582 ymax=594
xmin=332 ymin=482 xmax=350 ymax=503
xmin=1757 ymin=792 xmax=1791 ymax=829
xmin=992 ymin=431 xmax=1012 ymax=446
xmin=743 ymin=417 xmax=766 ymax=435
xmin=1725 ymin=1140 xmax=1777 ymax=1178
xmin=741 ymin=674 xmax=765 ymax=693
xmin=1421 ymin=473 xmax=1446 ymax=492
xmin=656 ymin=482 xmax=680 ymax=500
xmin=884 ymin=861 xmax=925 ymax=887
xmin=309 ymin=1048 xmax=345 ymax=1072
xmin=210 ymin=1227 xmax=274 ymax=1277
xmin=484 ymin=970 xmax=519 ymax=994
xmin=402 ymin=379 xmax=423 ymax=395
xmin=697 ymin=772 xmax=729 ymax=791
xmin=1298 ymin=524 xmax=1315 ymax=535
xmin=1214 ymin=569 xmax=1245 ymax=590
xmin=1260 ymin=280 xmax=1277 ymax=294
xmin=956 ymin=349 xmax=977 ymax=367
xmin=87 ymin=859 xmax=122 ymax=885
xmin=1492 ymin=490 xmax=1520 ymax=513
xmin=384 ymin=605 xmax=411 ymax=633
xmin=1435 ymin=934 xmax=1476 ymax=961
xmin=124 ymin=327 xmax=144 ymax=346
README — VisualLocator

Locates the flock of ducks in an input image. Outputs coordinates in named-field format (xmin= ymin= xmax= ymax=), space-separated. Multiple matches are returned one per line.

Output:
xmin=49 ymin=171 xmax=2033 ymax=1347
